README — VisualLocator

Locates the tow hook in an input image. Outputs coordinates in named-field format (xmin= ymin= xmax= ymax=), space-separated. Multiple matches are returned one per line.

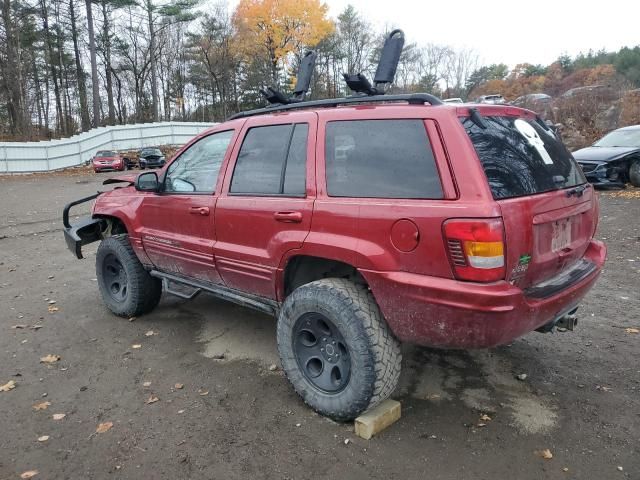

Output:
xmin=556 ymin=313 xmax=578 ymax=331
xmin=536 ymin=308 xmax=579 ymax=333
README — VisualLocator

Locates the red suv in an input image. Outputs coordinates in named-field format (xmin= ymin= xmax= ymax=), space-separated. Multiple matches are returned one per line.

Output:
xmin=63 ymin=95 xmax=606 ymax=420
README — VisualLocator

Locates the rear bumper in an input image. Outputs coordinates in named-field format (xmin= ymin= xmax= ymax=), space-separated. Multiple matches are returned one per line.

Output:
xmin=362 ymin=239 xmax=606 ymax=349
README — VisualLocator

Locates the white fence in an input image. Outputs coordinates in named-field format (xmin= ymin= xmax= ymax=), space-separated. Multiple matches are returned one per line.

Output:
xmin=0 ymin=121 xmax=216 ymax=173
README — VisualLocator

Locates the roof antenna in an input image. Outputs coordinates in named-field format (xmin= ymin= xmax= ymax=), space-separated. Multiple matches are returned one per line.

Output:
xmin=261 ymin=51 xmax=317 ymax=105
xmin=343 ymin=29 xmax=405 ymax=96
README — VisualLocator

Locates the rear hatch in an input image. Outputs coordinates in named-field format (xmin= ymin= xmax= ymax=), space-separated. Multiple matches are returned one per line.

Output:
xmin=460 ymin=108 xmax=597 ymax=289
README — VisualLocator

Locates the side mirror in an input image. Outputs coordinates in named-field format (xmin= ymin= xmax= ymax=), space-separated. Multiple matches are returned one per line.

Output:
xmin=135 ymin=171 xmax=160 ymax=192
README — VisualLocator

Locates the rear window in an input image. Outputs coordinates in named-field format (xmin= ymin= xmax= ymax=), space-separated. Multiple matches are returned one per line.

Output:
xmin=461 ymin=115 xmax=586 ymax=200
xmin=325 ymin=119 xmax=443 ymax=199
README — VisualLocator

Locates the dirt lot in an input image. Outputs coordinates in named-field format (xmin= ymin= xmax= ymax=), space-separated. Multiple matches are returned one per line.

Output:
xmin=0 ymin=172 xmax=639 ymax=480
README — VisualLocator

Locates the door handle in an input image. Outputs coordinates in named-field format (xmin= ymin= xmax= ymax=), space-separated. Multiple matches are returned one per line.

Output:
xmin=189 ymin=206 xmax=210 ymax=216
xmin=274 ymin=211 xmax=303 ymax=223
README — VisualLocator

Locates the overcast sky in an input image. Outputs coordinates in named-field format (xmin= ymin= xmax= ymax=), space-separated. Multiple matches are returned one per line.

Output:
xmin=227 ymin=0 xmax=639 ymax=68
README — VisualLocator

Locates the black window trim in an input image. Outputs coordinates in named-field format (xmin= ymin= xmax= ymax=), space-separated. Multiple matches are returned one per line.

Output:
xmin=324 ymin=118 xmax=445 ymax=200
xmin=228 ymin=122 xmax=309 ymax=198
xmin=161 ymin=129 xmax=235 ymax=196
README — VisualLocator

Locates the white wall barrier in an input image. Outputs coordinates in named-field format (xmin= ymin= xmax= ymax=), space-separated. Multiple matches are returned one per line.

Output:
xmin=0 ymin=121 xmax=216 ymax=173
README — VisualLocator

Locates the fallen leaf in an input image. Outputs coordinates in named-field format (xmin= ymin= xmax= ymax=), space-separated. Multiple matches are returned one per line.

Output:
xmin=0 ymin=380 xmax=16 ymax=392
xmin=96 ymin=422 xmax=113 ymax=433
xmin=537 ymin=448 xmax=553 ymax=459
xmin=30 ymin=325 xmax=43 ymax=330
xmin=143 ymin=381 xmax=152 ymax=387
xmin=128 ymin=317 xmax=136 ymax=322
xmin=40 ymin=354 xmax=61 ymax=364
xmin=11 ymin=324 xmax=28 ymax=329
xmin=174 ymin=383 xmax=184 ymax=390
xmin=33 ymin=401 xmax=51 ymax=411
xmin=477 ymin=423 xmax=487 ymax=427
xmin=47 ymin=305 xmax=58 ymax=313
xmin=625 ymin=328 xmax=639 ymax=334
xmin=146 ymin=396 xmax=159 ymax=404
xmin=48 ymin=300 xmax=56 ymax=305
xmin=177 ymin=409 xmax=185 ymax=414
xmin=52 ymin=413 xmax=66 ymax=420
xmin=37 ymin=435 xmax=49 ymax=442
xmin=131 ymin=344 xmax=142 ymax=349
xmin=563 ymin=467 xmax=569 ymax=472
xmin=479 ymin=414 xmax=492 ymax=422
xmin=199 ymin=390 xmax=209 ymax=396
xmin=20 ymin=470 xmax=39 ymax=479
xmin=145 ymin=330 xmax=156 ymax=336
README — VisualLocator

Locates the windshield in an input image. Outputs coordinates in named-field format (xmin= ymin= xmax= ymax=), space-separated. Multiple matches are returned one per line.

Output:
xmin=594 ymin=129 xmax=640 ymax=148
xmin=141 ymin=149 xmax=162 ymax=155
xmin=461 ymin=115 xmax=586 ymax=200
xmin=96 ymin=151 xmax=116 ymax=157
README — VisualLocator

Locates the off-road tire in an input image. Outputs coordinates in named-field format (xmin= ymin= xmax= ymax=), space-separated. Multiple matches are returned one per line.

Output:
xmin=629 ymin=160 xmax=640 ymax=188
xmin=277 ymin=278 xmax=401 ymax=421
xmin=96 ymin=235 xmax=162 ymax=317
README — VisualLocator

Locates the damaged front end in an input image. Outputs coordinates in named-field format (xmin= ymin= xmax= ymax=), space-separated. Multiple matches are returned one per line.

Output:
xmin=62 ymin=192 xmax=105 ymax=259
xmin=577 ymin=159 xmax=627 ymax=188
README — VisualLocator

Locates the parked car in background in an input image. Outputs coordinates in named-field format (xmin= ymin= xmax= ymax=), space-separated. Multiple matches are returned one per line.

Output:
xmin=475 ymin=94 xmax=506 ymax=104
xmin=573 ymin=125 xmax=640 ymax=188
xmin=443 ymin=97 xmax=463 ymax=104
xmin=139 ymin=148 xmax=166 ymax=169
xmin=92 ymin=150 xmax=125 ymax=173
xmin=511 ymin=93 xmax=553 ymax=117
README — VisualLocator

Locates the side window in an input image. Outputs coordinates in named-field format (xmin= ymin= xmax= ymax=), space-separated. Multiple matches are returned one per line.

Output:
xmin=230 ymin=123 xmax=308 ymax=195
xmin=325 ymin=120 xmax=443 ymax=199
xmin=165 ymin=130 xmax=234 ymax=193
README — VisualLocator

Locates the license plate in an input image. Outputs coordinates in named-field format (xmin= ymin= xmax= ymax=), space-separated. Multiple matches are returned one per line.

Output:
xmin=551 ymin=218 xmax=572 ymax=252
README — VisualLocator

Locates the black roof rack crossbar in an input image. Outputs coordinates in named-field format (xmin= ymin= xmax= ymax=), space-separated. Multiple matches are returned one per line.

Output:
xmin=227 ymin=93 xmax=443 ymax=120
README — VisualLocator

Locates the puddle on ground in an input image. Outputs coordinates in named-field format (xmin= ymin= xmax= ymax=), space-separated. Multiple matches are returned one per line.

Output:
xmin=193 ymin=300 xmax=557 ymax=434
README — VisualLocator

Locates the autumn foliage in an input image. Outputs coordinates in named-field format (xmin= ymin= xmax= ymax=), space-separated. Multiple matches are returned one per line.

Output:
xmin=233 ymin=0 xmax=334 ymax=83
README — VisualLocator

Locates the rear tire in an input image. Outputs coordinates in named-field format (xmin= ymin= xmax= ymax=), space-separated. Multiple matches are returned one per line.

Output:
xmin=629 ymin=160 xmax=640 ymax=187
xmin=96 ymin=236 xmax=162 ymax=317
xmin=277 ymin=278 xmax=401 ymax=421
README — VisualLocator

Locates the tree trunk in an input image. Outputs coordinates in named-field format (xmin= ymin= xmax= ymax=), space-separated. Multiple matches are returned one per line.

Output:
xmin=101 ymin=0 xmax=116 ymax=124
xmin=85 ymin=0 xmax=100 ymax=127
xmin=40 ymin=0 xmax=64 ymax=135
xmin=146 ymin=0 xmax=159 ymax=121
xmin=69 ymin=0 xmax=90 ymax=131
xmin=1 ymin=0 xmax=28 ymax=135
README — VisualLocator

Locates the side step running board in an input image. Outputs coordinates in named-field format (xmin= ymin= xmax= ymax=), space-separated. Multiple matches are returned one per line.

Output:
xmin=150 ymin=270 xmax=279 ymax=317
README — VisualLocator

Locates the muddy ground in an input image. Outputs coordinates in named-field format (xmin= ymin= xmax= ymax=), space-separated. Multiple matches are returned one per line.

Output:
xmin=0 ymin=172 xmax=639 ymax=480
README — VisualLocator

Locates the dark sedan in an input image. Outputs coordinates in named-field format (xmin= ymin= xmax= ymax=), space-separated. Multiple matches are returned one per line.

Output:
xmin=573 ymin=125 xmax=640 ymax=188
xmin=139 ymin=148 xmax=166 ymax=169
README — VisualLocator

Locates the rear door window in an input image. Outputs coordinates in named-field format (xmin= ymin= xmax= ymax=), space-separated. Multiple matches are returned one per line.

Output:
xmin=325 ymin=119 xmax=443 ymax=199
xmin=460 ymin=115 xmax=586 ymax=200
xmin=230 ymin=123 xmax=308 ymax=195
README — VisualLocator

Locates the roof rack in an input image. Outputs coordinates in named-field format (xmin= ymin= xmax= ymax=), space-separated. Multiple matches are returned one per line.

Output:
xmin=343 ymin=29 xmax=405 ymax=96
xmin=227 ymin=93 xmax=444 ymax=120
xmin=260 ymin=51 xmax=317 ymax=105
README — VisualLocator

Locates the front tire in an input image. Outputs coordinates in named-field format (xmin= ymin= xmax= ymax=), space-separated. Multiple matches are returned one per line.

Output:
xmin=629 ymin=160 xmax=640 ymax=187
xmin=96 ymin=236 xmax=162 ymax=317
xmin=277 ymin=278 xmax=401 ymax=421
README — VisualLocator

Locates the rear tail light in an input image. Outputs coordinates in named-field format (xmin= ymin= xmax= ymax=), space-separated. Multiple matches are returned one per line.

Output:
xmin=443 ymin=218 xmax=506 ymax=282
